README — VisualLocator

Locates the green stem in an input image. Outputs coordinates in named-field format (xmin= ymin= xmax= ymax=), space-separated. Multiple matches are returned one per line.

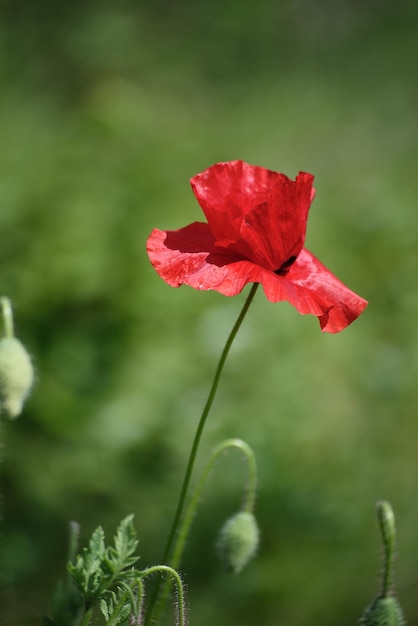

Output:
xmin=376 ymin=500 xmax=396 ymax=597
xmin=141 ymin=566 xmax=186 ymax=626
xmin=81 ymin=607 xmax=94 ymax=626
xmin=146 ymin=283 xmax=259 ymax=625
xmin=171 ymin=437 xmax=257 ymax=572
xmin=133 ymin=578 xmax=145 ymax=624
xmin=0 ymin=297 xmax=14 ymax=337
xmin=151 ymin=438 xmax=258 ymax=625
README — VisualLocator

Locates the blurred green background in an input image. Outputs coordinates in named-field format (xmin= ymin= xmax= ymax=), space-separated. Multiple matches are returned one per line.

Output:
xmin=1 ymin=0 xmax=418 ymax=624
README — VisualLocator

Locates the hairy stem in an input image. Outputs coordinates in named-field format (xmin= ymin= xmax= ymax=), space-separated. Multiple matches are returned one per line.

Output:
xmin=171 ymin=437 xmax=258 ymax=572
xmin=0 ymin=297 xmax=14 ymax=337
xmin=377 ymin=500 xmax=396 ymax=598
xmin=142 ymin=565 xmax=186 ymax=626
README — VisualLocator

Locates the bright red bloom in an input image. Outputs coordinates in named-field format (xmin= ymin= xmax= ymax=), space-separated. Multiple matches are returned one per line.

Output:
xmin=147 ymin=160 xmax=367 ymax=333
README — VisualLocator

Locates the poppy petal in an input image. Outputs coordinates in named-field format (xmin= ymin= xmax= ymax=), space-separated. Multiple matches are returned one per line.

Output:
xmin=191 ymin=162 xmax=315 ymax=271
xmin=147 ymin=223 xmax=261 ymax=294
xmin=238 ymin=171 xmax=315 ymax=270
xmin=148 ymin=161 xmax=367 ymax=333
xmin=190 ymin=161 xmax=288 ymax=247
xmin=259 ymin=248 xmax=368 ymax=332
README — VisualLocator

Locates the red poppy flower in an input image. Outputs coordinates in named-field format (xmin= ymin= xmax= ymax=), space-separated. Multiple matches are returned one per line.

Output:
xmin=147 ymin=160 xmax=367 ymax=333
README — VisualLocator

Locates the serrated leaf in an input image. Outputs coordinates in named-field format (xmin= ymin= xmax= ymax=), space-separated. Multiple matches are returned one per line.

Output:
xmin=106 ymin=515 xmax=139 ymax=576
xmin=89 ymin=527 xmax=106 ymax=561
xmin=99 ymin=598 xmax=111 ymax=621
xmin=114 ymin=515 xmax=138 ymax=562
xmin=67 ymin=526 xmax=107 ymax=602
xmin=67 ymin=517 xmax=141 ymax=618
xmin=100 ymin=587 xmax=133 ymax=626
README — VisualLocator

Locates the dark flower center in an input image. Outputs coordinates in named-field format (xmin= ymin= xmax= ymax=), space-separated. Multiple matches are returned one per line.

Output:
xmin=274 ymin=255 xmax=297 ymax=275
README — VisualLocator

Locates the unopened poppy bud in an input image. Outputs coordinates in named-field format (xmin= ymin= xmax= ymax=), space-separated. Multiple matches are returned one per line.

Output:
xmin=0 ymin=336 xmax=34 ymax=418
xmin=216 ymin=511 xmax=259 ymax=574
xmin=361 ymin=596 xmax=405 ymax=626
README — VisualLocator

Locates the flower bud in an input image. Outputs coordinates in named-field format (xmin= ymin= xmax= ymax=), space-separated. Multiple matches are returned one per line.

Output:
xmin=216 ymin=511 xmax=259 ymax=574
xmin=0 ymin=336 xmax=34 ymax=418
xmin=361 ymin=596 xmax=405 ymax=626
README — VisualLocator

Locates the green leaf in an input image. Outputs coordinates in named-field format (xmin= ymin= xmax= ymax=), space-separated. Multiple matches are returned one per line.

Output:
xmin=99 ymin=597 xmax=111 ymax=621
xmin=114 ymin=515 xmax=139 ymax=562
xmin=89 ymin=526 xmax=106 ymax=559
xmin=107 ymin=515 xmax=139 ymax=576
xmin=100 ymin=587 xmax=133 ymax=625
xmin=67 ymin=517 xmax=141 ymax=616
xmin=68 ymin=526 xmax=107 ymax=603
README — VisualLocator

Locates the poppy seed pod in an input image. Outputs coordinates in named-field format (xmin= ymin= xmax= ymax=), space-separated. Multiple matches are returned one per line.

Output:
xmin=0 ymin=336 xmax=34 ymax=418
xmin=361 ymin=597 xmax=405 ymax=626
xmin=216 ymin=511 xmax=259 ymax=574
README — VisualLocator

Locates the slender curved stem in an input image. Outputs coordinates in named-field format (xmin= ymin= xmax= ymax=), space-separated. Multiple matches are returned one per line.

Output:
xmin=171 ymin=437 xmax=257 ymax=572
xmin=145 ymin=283 xmax=259 ymax=625
xmin=152 ymin=438 xmax=257 ymax=625
xmin=0 ymin=297 xmax=14 ymax=337
xmin=141 ymin=566 xmax=186 ymax=626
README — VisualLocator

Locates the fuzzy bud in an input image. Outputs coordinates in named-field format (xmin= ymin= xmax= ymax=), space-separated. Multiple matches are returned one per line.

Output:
xmin=216 ymin=511 xmax=259 ymax=574
xmin=361 ymin=596 xmax=405 ymax=626
xmin=0 ymin=336 xmax=34 ymax=418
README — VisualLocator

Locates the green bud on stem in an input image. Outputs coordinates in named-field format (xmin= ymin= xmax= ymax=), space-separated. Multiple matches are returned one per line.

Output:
xmin=216 ymin=511 xmax=259 ymax=574
xmin=361 ymin=597 xmax=405 ymax=626
xmin=0 ymin=336 xmax=34 ymax=418
xmin=360 ymin=501 xmax=406 ymax=626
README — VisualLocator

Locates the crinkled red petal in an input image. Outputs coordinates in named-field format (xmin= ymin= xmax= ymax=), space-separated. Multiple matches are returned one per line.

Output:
xmin=190 ymin=161 xmax=277 ymax=234
xmin=238 ymin=171 xmax=314 ymax=270
xmin=146 ymin=223 xmax=261 ymax=294
xmin=147 ymin=224 xmax=367 ymax=333
xmin=259 ymin=248 xmax=368 ymax=332
xmin=190 ymin=161 xmax=315 ymax=271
